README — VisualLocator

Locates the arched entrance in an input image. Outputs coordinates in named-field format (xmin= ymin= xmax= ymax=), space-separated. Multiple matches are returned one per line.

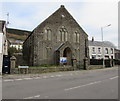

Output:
xmin=63 ymin=47 xmax=72 ymax=65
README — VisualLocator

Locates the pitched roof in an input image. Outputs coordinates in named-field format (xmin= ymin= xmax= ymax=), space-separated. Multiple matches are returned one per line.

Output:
xmin=89 ymin=40 xmax=116 ymax=48
xmin=24 ymin=5 xmax=88 ymax=43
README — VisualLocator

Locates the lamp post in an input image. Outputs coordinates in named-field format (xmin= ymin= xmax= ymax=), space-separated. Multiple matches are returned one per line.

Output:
xmin=101 ymin=24 xmax=111 ymax=67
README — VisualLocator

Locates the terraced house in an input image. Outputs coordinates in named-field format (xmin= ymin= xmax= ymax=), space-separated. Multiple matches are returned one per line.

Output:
xmin=23 ymin=5 xmax=89 ymax=67
xmin=89 ymin=37 xmax=116 ymax=60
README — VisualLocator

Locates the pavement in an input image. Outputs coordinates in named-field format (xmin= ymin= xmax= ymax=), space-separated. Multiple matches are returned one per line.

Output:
xmin=2 ymin=66 xmax=118 ymax=79
xmin=2 ymin=67 xmax=118 ymax=99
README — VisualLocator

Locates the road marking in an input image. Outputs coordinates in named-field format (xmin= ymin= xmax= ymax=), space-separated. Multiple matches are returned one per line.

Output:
xmin=23 ymin=96 xmax=34 ymax=99
xmin=64 ymin=81 xmax=101 ymax=91
xmin=56 ymin=75 xmax=62 ymax=77
xmin=50 ymin=75 xmax=55 ymax=78
xmin=4 ymin=79 xmax=14 ymax=82
xmin=23 ymin=78 xmax=32 ymax=80
xmin=34 ymin=95 xmax=41 ymax=98
xmin=15 ymin=79 xmax=23 ymax=81
xmin=43 ymin=76 xmax=48 ymax=78
xmin=33 ymin=77 xmax=41 ymax=79
xmin=109 ymin=76 xmax=118 ymax=80
xmin=23 ymin=95 xmax=40 ymax=99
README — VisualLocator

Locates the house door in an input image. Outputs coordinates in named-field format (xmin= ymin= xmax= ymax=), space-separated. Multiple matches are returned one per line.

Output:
xmin=2 ymin=55 xmax=10 ymax=74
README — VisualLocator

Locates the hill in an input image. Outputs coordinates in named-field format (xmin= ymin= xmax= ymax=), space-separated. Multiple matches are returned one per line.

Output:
xmin=7 ymin=28 xmax=31 ymax=41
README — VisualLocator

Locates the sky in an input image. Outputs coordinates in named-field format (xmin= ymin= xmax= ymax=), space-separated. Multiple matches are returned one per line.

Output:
xmin=1 ymin=0 xmax=119 ymax=48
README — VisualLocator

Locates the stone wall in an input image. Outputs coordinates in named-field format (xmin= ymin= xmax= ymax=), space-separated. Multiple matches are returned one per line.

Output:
xmin=10 ymin=66 xmax=76 ymax=74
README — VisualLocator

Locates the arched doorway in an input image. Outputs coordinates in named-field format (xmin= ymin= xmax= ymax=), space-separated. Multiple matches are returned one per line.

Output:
xmin=63 ymin=47 xmax=72 ymax=65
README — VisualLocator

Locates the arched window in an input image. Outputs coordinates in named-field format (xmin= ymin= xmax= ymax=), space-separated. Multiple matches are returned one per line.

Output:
xmin=44 ymin=27 xmax=52 ymax=41
xmin=105 ymin=48 xmax=108 ymax=54
xmin=58 ymin=30 xmax=61 ymax=41
xmin=73 ymin=31 xmax=80 ymax=43
xmin=59 ymin=26 xmax=68 ymax=41
xmin=111 ymin=48 xmax=113 ymax=54
xmin=44 ymin=47 xmax=47 ymax=59
xmin=77 ymin=49 xmax=80 ymax=60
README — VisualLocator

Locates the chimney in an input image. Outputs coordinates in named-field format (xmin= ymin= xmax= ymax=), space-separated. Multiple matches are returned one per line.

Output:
xmin=92 ymin=37 xmax=94 ymax=42
xmin=61 ymin=5 xmax=65 ymax=8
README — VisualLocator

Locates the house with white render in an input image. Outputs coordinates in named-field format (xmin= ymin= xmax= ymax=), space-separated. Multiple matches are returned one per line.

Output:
xmin=0 ymin=20 xmax=8 ymax=74
xmin=89 ymin=37 xmax=116 ymax=60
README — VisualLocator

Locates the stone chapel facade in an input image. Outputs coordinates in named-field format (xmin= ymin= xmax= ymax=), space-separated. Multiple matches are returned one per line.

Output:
xmin=23 ymin=5 xmax=89 ymax=67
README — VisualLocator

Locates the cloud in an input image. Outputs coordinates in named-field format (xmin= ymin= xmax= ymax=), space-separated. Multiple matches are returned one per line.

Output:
xmin=1 ymin=1 xmax=118 ymax=47
xmin=75 ymin=2 xmax=118 ymax=47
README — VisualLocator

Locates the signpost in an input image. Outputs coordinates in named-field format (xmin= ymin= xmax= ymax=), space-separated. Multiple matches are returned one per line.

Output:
xmin=18 ymin=66 xmax=29 ymax=74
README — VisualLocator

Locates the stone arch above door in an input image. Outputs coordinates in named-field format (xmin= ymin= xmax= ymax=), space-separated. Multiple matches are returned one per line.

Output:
xmin=55 ymin=41 xmax=75 ymax=65
xmin=63 ymin=47 xmax=72 ymax=65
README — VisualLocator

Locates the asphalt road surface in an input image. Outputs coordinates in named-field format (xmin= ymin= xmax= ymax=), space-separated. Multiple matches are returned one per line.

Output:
xmin=2 ymin=67 xmax=118 ymax=99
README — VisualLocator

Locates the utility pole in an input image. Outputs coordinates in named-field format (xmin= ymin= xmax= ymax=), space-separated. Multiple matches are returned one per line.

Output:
xmin=101 ymin=24 xmax=111 ymax=68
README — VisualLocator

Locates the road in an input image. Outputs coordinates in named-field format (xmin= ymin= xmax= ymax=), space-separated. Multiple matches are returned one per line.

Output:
xmin=2 ymin=67 xmax=118 ymax=99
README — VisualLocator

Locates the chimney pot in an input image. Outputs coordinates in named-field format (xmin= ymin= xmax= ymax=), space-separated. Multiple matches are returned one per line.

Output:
xmin=61 ymin=5 xmax=65 ymax=8
xmin=92 ymin=37 xmax=94 ymax=42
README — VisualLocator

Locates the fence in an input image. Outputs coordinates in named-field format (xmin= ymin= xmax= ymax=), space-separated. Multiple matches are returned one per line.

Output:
xmin=114 ymin=59 xmax=120 ymax=65
xmin=90 ymin=59 xmax=114 ymax=67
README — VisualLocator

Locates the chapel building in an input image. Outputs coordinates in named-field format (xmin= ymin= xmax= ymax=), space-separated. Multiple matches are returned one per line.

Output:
xmin=23 ymin=5 xmax=89 ymax=67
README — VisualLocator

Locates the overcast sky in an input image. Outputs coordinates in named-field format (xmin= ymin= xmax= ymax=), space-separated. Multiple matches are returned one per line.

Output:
xmin=1 ymin=0 xmax=118 ymax=48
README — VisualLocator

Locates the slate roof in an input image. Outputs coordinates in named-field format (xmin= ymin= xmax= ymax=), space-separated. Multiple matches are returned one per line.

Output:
xmin=24 ymin=5 xmax=88 ymax=43
xmin=89 ymin=40 xmax=116 ymax=48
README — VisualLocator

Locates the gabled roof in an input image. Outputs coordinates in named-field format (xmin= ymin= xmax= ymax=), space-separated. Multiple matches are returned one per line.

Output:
xmin=35 ymin=5 xmax=87 ymax=35
xmin=24 ymin=5 xmax=87 ymax=43
xmin=89 ymin=40 xmax=116 ymax=48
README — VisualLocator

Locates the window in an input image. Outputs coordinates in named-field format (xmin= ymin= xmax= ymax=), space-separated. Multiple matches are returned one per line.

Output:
xmin=61 ymin=14 xmax=65 ymax=18
xmin=77 ymin=49 xmax=80 ymax=60
xmin=92 ymin=55 xmax=96 ymax=59
xmin=73 ymin=31 xmax=80 ymax=43
xmin=73 ymin=33 xmax=76 ymax=42
xmin=105 ymin=56 xmax=109 ymax=59
xmin=98 ymin=55 xmax=101 ymax=59
xmin=92 ymin=47 xmax=95 ymax=54
xmin=58 ymin=30 xmax=61 ymax=41
xmin=77 ymin=33 xmax=80 ymax=43
xmin=98 ymin=48 xmax=101 ymax=54
xmin=44 ymin=27 xmax=52 ymax=41
xmin=44 ymin=47 xmax=47 ymax=59
xmin=59 ymin=26 xmax=68 ymax=41
xmin=105 ymin=48 xmax=108 ymax=54
xmin=111 ymin=48 xmax=113 ymax=54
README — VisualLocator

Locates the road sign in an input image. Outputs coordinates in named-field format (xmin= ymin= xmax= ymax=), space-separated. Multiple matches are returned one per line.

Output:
xmin=60 ymin=57 xmax=67 ymax=63
xmin=18 ymin=66 xmax=29 ymax=68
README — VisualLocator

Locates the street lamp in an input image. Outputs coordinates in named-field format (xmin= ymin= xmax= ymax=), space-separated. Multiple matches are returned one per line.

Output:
xmin=101 ymin=24 xmax=111 ymax=67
